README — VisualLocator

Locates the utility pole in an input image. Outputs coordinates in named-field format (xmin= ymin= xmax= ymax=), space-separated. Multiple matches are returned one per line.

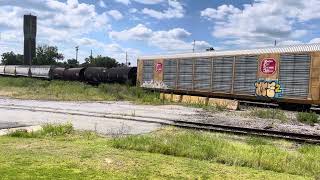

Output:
xmin=192 ymin=40 xmax=195 ymax=53
xmin=125 ymin=51 xmax=128 ymax=66
xmin=90 ymin=49 xmax=93 ymax=60
xmin=274 ymin=40 xmax=277 ymax=47
xmin=75 ymin=46 xmax=79 ymax=61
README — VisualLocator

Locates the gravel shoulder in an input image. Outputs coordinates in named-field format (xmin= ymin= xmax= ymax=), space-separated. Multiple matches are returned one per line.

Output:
xmin=0 ymin=97 xmax=319 ymax=135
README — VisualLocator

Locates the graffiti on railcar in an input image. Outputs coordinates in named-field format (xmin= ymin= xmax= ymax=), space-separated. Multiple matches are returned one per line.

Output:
xmin=141 ymin=80 xmax=168 ymax=89
xmin=260 ymin=58 xmax=276 ymax=74
xmin=155 ymin=63 xmax=163 ymax=73
xmin=255 ymin=80 xmax=282 ymax=98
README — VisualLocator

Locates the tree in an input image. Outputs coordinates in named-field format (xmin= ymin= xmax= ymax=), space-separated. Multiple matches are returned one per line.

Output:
xmin=65 ymin=58 xmax=79 ymax=68
xmin=1 ymin=52 xmax=23 ymax=65
xmin=83 ymin=55 xmax=119 ymax=68
xmin=206 ymin=47 xmax=215 ymax=51
xmin=32 ymin=45 xmax=64 ymax=65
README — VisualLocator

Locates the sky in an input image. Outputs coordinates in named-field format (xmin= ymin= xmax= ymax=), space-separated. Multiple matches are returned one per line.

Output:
xmin=1 ymin=0 xmax=320 ymax=65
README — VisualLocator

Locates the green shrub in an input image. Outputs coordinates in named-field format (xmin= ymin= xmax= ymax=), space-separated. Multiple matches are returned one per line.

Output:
xmin=98 ymin=83 xmax=162 ymax=104
xmin=8 ymin=129 xmax=38 ymax=138
xmin=8 ymin=123 xmax=74 ymax=138
xmin=296 ymin=112 xmax=319 ymax=125
xmin=250 ymin=108 xmax=287 ymax=121
xmin=41 ymin=123 xmax=74 ymax=137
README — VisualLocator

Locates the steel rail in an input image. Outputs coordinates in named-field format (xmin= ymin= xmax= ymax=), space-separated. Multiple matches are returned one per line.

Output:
xmin=172 ymin=120 xmax=320 ymax=144
xmin=0 ymin=104 xmax=319 ymax=143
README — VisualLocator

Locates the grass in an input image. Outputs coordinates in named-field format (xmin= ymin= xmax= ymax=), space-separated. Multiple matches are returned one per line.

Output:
xmin=296 ymin=112 xmax=319 ymax=125
xmin=0 ymin=76 xmax=162 ymax=104
xmin=249 ymin=108 xmax=287 ymax=121
xmin=0 ymin=76 xmax=228 ymax=111
xmin=8 ymin=123 xmax=74 ymax=138
xmin=113 ymin=128 xmax=320 ymax=177
xmin=0 ymin=126 xmax=315 ymax=179
xmin=184 ymin=102 xmax=228 ymax=112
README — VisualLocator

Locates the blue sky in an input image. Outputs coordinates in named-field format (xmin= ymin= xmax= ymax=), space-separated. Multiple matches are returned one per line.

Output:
xmin=1 ymin=0 xmax=320 ymax=65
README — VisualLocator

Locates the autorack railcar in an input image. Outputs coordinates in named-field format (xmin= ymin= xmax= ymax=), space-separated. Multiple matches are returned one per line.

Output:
xmin=137 ymin=43 xmax=320 ymax=108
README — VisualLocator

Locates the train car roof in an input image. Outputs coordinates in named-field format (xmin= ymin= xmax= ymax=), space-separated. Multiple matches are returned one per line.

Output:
xmin=138 ymin=43 xmax=320 ymax=60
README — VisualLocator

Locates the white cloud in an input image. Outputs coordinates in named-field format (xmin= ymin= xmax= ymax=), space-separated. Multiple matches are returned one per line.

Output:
xmin=309 ymin=38 xmax=320 ymax=44
xmin=109 ymin=24 xmax=153 ymax=40
xmin=109 ymin=24 xmax=211 ymax=52
xmin=76 ymin=37 xmax=140 ymax=65
xmin=114 ymin=0 xmax=164 ymax=5
xmin=98 ymin=0 xmax=106 ymax=8
xmin=129 ymin=8 xmax=138 ymax=13
xmin=201 ymin=5 xmax=240 ymax=20
xmin=201 ymin=0 xmax=320 ymax=48
xmin=142 ymin=0 xmax=184 ymax=19
xmin=114 ymin=0 xmax=130 ymax=5
xmin=0 ymin=0 xmax=132 ymax=63
xmin=108 ymin=10 xmax=123 ymax=20
xmin=133 ymin=0 xmax=164 ymax=4
xmin=277 ymin=40 xmax=303 ymax=46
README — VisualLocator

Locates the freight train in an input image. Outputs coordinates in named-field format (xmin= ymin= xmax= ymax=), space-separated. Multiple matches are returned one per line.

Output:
xmin=2 ymin=43 xmax=320 ymax=109
xmin=137 ymin=43 xmax=320 ymax=109
xmin=0 ymin=65 xmax=137 ymax=85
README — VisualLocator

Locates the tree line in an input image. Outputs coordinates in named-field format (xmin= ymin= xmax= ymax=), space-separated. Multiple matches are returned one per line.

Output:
xmin=1 ymin=45 xmax=123 ymax=68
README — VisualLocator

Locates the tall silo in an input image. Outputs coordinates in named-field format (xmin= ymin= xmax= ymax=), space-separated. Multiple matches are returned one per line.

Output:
xmin=23 ymin=15 xmax=37 ymax=65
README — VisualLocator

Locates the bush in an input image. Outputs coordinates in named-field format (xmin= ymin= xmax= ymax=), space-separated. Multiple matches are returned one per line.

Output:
xmin=296 ymin=112 xmax=319 ymax=125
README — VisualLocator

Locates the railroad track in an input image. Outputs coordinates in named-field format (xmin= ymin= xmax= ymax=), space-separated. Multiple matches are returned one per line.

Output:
xmin=0 ymin=104 xmax=319 ymax=143
xmin=172 ymin=120 xmax=320 ymax=144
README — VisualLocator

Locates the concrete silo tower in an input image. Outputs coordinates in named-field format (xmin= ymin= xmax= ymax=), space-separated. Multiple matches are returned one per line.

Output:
xmin=23 ymin=15 xmax=37 ymax=65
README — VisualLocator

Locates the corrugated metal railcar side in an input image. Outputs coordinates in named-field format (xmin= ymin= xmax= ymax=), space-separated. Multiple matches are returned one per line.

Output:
xmin=137 ymin=43 xmax=320 ymax=105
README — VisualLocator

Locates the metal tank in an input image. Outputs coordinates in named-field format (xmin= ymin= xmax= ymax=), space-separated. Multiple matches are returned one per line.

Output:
xmin=63 ymin=68 xmax=85 ymax=81
xmin=0 ymin=65 xmax=5 ymax=75
xmin=30 ymin=66 xmax=52 ymax=79
xmin=16 ymin=66 xmax=30 ymax=77
xmin=52 ymin=67 xmax=65 ymax=80
xmin=4 ymin=65 xmax=16 ymax=76
xmin=83 ymin=67 xmax=108 ymax=83
xmin=105 ymin=67 xmax=137 ymax=85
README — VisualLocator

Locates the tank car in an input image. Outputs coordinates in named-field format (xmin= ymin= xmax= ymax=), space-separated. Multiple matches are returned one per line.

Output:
xmin=16 ymin=66 xmax=30 ymax=77
xmin=51 ymin=67 xmax=65 ymax=80
xmin=84 ymin=67 xmax=137 ymax=85
xmin=30 ymin=66 xmax=53 ymax=79
xmin=4 ymin=65 xmax=16 ymax=76
xmin=63 ymin=67 xmax=86 ymax=81
xmin=0 ymin=65 xmax=5 ymax=75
